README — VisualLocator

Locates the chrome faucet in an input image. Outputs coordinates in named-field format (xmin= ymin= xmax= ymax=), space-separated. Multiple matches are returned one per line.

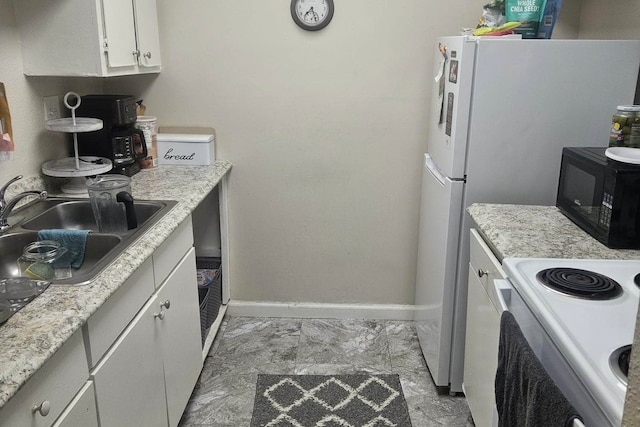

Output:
xmin=0 ymin=175 xmax=47 ymax=231
xmin=0 ymin=175 xmax=23 ymax=212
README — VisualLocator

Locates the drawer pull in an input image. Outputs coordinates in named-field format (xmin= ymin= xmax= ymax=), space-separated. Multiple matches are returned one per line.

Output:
xmin=160 ymin=300 xmax=170 ymax=310
xmin=478 ymin=269 xmax=488 ymax=278
xmin=32 ymin=400 xmax=51 ymax=417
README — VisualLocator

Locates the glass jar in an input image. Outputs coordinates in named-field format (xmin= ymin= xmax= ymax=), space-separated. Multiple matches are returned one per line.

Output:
xmin=18 ymin=240 xmax=71 ymax=280
xmin=134 ymin=116 xmax=158 ymax=169
xmin=610 ymin=105 xmax=640 ymax=148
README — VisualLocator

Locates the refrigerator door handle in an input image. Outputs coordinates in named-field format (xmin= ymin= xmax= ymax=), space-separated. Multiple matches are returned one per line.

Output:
xmin=425 ymin=154 xmax=447 ymax=186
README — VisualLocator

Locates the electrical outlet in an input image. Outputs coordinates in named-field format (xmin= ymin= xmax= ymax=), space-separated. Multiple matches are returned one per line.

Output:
xmin=43 ymin=96 xmax=61 ymax=121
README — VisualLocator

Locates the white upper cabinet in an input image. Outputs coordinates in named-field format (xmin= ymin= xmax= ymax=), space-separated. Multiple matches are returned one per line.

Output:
xmin=13 ymin=0 xmax=161 ymax=77
xmin=132 ymin=0 xmax=162 ymax=68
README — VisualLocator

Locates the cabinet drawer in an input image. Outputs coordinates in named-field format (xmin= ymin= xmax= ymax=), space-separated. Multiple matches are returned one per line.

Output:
xmin=153 ymin=216 xmax=194 ymax=287
xmin=0 ymin=330 xmax=88 ymax=427
xmin=470 ymin=229 xmax=506 ymax=292
xmin=84 ymin=258 xmax=155 ymax=367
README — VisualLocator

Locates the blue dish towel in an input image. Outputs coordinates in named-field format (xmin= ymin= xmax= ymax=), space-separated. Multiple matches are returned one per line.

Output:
xmin=37 ymin=229 xmax=91 ymax=269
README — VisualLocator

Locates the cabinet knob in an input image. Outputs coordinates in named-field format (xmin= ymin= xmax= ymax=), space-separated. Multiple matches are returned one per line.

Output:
xmin=478 ymin=269 xmax=488 ymax=278
xmin=32 ymin=400 xmax=51 ymax=417
xmin=154 ymin=300 xmax=171 ymax=320
xmin=143 ymin=52 xmax=152 ymax=59
xmin=132 ymin=50 xmax=140 ymax=58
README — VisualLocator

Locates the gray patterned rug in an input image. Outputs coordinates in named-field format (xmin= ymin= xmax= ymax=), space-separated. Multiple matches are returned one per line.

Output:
xmin=250 ymin=374 xmax=412 ymax=426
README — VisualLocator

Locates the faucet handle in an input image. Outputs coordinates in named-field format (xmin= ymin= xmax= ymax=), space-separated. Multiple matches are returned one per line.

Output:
xmin=0 ymin=175 xmax=23 ymax=209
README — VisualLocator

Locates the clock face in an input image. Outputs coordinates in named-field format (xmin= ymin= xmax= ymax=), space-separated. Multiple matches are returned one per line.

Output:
xmin=291 ymin=0 xmax=334 ymax=31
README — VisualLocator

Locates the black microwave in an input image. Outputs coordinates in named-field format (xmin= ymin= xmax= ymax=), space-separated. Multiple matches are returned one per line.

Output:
xmin=556 ymin=147 xmax=640 ymax=249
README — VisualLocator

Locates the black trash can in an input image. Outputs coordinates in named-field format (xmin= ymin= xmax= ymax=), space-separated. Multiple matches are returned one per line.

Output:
xmin=196 ymin=257 xmax=222 ymax=345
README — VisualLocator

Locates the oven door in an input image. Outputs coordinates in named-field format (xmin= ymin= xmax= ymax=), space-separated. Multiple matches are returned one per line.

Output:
xmin=498 ymin=278 xmax=608 ymax=427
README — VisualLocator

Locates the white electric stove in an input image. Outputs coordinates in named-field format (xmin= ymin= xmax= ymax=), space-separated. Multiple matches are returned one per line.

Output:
xmin=501 ymin=258 xmax=640 ymax=427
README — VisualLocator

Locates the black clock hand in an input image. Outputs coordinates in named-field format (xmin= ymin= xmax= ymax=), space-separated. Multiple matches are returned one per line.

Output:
xmin=304 ymin=7 xmax=319 ymax=22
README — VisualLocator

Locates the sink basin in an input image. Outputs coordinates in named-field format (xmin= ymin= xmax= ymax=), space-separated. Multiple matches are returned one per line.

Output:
xmin=0 ymin=231 xmax=122 ymax=285
xmin=22 ymin=200 xmax=165 ymax=232
xmin=1 ymin=197 xmax=177 ymax=285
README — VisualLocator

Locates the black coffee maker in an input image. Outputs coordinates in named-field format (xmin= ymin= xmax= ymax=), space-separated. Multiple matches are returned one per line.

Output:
xmin=76 ymin=95 xmax=147 ymax=176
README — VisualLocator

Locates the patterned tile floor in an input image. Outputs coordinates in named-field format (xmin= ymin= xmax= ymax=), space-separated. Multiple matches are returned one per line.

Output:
xmin=179 ymin=316 xmax=474 ymax=426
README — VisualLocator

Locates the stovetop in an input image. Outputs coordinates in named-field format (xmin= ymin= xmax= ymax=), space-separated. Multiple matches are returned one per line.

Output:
xmin=502 ymin=258 xmax=640 ymax=424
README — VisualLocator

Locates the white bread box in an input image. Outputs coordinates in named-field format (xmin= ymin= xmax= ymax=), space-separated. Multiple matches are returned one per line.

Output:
xmin=157 ymin=127 xmax=215 ymax=165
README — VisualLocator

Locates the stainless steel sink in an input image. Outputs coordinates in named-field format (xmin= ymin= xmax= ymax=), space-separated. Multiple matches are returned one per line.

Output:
xmin=0 ymin=197 xmax=177 ymax=285
xmin=0 ymin=231 xmax=122 ymax=285
xmin=22 ymin=200 xmax=165 ymax=232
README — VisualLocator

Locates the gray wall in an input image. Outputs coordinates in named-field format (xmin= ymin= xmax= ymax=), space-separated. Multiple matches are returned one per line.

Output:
xmin=106 ymin=0 xmax=485 ymax=305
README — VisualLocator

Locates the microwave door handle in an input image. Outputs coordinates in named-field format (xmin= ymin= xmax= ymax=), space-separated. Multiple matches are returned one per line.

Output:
xmin=493 ymin=279 xmax=512 ymax=313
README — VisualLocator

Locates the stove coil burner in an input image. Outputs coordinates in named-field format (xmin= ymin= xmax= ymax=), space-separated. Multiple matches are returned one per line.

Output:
xmin=536 ymin=268 xmax=622 ymax=300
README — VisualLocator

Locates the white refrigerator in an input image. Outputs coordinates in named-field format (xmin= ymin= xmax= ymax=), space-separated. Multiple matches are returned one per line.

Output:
xmin=415 ymin=35 xmax=640 ymax=394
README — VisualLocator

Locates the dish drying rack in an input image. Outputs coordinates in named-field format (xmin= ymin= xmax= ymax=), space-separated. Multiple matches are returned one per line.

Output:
xmin=41 ymin=92 xmax=111 ymax=194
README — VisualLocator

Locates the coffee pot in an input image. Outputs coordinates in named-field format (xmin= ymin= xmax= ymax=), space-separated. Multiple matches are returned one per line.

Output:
xmin=76 ymin=95 xmax=147 ymax=176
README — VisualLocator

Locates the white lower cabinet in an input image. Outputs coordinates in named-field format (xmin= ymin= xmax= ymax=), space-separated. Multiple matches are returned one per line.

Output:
xmin=157 ymin=249 xmax=203 ymax=426
xmin=0 ymin=213 xmax=213 ymax=426
xmin=463 ymin=229 xmax=506 ymax=427
xmin=0 ymin=331 xmax=90 ymax=427
xmin=92 ymin=288 xmax=168 ymax=426
xmin=52 ymin=381 xmax=99 ymax=427
xmin=89 ymin=218 xmax=203 ymax=426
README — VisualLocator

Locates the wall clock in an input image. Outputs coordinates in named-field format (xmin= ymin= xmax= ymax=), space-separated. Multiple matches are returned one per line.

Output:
xmin=290 ymin=0 xmax=334 ymax=31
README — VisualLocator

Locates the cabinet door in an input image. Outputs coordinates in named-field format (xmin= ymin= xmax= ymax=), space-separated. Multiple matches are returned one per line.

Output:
xmin=464 ymin=268 xmax=501 ymax=427
xmin=464 ymin=229 xmax=506 ymax=427
xmin=102 ymin=0 xmax=138 ymax=68
xmin=92 ymin=294 xmax=168 ymax=427
xmin=134 ymin=0 xmax=162 ymax=68
xmin=52 ymin=381 xmax=99 ymax=427
xmin=156 ymin=248 xmax=203 ymax=426
xmin=0 ymin=331 xmax=88 ymax=427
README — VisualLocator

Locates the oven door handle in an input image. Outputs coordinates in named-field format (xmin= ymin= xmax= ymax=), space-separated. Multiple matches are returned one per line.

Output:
xmin=493 ymin=279 xmax=512 ymax=313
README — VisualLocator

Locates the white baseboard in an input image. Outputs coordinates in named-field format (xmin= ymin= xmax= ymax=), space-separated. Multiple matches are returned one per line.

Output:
xmin=226 ymin=300 xmax=416 ymax=321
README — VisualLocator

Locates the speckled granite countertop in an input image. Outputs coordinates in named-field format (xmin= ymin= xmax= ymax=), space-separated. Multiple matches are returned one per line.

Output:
xmin=467 ymin=203 xmax=640 ymax=261
xmin=0 ymin=161 xmax=232 ymax=409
